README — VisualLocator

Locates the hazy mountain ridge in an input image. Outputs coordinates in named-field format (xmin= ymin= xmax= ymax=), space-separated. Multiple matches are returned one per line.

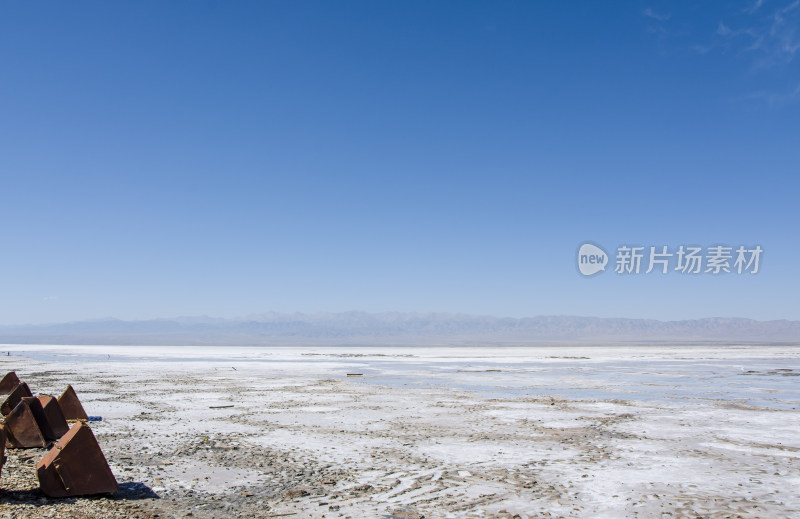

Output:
xmin=0 ymin=312 xmax=797 ymax=346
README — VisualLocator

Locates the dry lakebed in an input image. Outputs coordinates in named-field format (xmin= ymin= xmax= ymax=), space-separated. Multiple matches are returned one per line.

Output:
xmin=0 ymin=344 xmax=798 ymax=518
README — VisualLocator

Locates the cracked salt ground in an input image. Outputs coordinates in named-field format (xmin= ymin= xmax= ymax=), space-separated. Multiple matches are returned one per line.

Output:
xmin=1 ymin=345 xmax=799 ymax=518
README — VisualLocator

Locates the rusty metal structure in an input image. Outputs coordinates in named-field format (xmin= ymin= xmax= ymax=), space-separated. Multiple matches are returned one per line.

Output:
xmin=37 ymin=422 xmax=119 ymax=497
xmin=0 ymin=372 xmax=20 ymax=394
xmin=1 ymin=382 xmax=33 ymax=416
xmin=58 ymin=384 xmax=89 ymax=422
xmin=0 ymin=372 xmax=119 ymax=498
xmin=4 ymin=391 xmax=73 ymax=448
xmin=4 ymin=397 xmax=48 ymax=448
xmin=0 ymin=425 xmax=6 ymax=478
xmin=38 ymin=395 xmax=70 ymax=439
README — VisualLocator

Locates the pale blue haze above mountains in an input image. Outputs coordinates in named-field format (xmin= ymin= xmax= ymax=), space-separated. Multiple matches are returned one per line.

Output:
xmin=1 ymin=312 xmax=797 ymax=345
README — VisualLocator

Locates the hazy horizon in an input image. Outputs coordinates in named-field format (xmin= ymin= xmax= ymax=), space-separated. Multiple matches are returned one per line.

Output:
xmin=4 ymin=309 xmax=800 ymax=327
xmin=2 ymin=311 xmax=798 ymax=346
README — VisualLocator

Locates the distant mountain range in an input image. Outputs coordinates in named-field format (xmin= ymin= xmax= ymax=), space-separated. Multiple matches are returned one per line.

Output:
xmin=0 ymin=312 xmax=798 ymax=346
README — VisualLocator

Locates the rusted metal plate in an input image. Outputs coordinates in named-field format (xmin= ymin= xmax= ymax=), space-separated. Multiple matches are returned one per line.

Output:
xmin=57 ymin=384 xmax=89 ymax=422
xmin=37 ymin=422 xmax=118 ymax=497
xmin=0 ymin=372 xmax=20 ymax=394
xmin=4 ymin=399 xmax=47 ymax=448
xmin=1 ymin=382 xmax=33 ymax=416
xmin=0 ymin=425 xmax=6 ymax=477
xmin=37 ymin=395 xmax=70 ymax=440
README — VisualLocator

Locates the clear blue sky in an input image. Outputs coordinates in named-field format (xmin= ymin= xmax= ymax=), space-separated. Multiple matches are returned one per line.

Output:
xmin=1 ymin=1 xmax=798 ymax=324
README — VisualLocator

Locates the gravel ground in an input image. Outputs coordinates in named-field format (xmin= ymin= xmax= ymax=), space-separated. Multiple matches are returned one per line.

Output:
xmin=0 ymin=447 xmax=156 ymax=519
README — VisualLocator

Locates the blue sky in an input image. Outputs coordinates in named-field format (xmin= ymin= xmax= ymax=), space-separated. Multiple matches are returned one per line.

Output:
xmin=1 ymin=1 xmax=798 ymax=324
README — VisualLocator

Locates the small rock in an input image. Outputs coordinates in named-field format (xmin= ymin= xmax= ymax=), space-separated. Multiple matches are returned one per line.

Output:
xmin=285 ymin=488 xmax=310 ymax=499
